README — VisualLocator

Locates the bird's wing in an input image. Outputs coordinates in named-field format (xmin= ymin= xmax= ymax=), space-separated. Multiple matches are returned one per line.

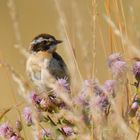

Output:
xmin=47 ymin=52 xmax=70 ymax=81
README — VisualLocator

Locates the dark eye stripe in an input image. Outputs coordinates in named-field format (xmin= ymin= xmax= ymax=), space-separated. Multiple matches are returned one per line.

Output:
xmin=30 ymin=35 xmax=57 ymax=52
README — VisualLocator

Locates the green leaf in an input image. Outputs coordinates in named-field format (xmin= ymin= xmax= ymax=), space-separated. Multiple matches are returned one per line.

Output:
xmin=43 ymin=136 xmax=52 ymax=140
xmin=135 ymin=100 xmax=140 ymax=105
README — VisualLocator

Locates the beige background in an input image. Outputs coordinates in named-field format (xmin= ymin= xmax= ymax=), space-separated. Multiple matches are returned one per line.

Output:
xmin=0 ymin=0 xmax=140 ymax=138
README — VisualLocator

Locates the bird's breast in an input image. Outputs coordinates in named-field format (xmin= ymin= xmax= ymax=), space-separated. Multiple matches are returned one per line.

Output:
xmin=26 ymin=53 xmax=56 ymax=90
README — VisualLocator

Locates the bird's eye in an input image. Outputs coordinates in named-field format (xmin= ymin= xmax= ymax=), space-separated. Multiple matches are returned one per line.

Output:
xmin=43 ymin=41 xmax=50 ymax=46
xmin=43 ymin=40 xmax=47 ymax=44
xmin=46 ymin=41 xmax=51 ymax=45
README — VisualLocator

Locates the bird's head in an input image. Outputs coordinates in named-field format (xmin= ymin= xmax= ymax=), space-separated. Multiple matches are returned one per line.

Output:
xmin=30 ymin=33 xmax=62 ymax=53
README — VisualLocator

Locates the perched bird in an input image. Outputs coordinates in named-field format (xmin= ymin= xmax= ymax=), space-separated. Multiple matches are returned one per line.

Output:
xmin=26 ymin=33 xmax=70 ymax=92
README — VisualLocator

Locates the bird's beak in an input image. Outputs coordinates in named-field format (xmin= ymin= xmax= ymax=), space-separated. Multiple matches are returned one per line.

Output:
xmin=55 ymin=40 xmax=63 ymax=44
xmin=48 ymin=40 xmax=62 ymax=53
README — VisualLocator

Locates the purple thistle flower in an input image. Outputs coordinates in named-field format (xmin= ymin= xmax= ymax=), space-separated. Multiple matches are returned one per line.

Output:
xmin=0 ymin=123 xmax=13 ymax=139
xmin=110 ymin=61 xmax=127 ymax=78
xmin=42 ymin=129 xmax=51 ymax=137
xmin=108 ymin=53 xmax=122 ymax=68
xmin=54 ymin=78 xmax=70 ymax=93
xmin=131 ymin=102 xmax=139 ymax=110
xmin=82 ymin=80 xmax=104 ymax=95
xmin=61 ymin=126 xmax=73 ymax=136
xmin=75 ymin=80 xmax=93 ymax=105
xmin=23 ymin=107 xmax=33 ymax=126
xmin=9 ymin=135 xmax=22 ymax=140
xmin=75 ymin=80 xmax=104 ymax=106
xmin=103 ymin=80 xmax=116 ymax=97
xmin=129 ymin=102 xmax=139 ymax=117
xmin=75 ymin=95 xmax=89 ymax=106
xmin=95 ymin=95 xmax=109 ymax=110
xmin=107 ymin=53 xmax=127 ymax=79
xmin=30 ymin=92 xmax=42 ymax=104
xmin=133 ymin=61 xmax=140 ymax=82
xmin=92 ymin=80 xmax=104 ymax=96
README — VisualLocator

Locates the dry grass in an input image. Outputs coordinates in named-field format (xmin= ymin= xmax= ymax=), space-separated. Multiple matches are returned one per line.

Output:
xmin=1 ymin=0 xmax=140 ymax=140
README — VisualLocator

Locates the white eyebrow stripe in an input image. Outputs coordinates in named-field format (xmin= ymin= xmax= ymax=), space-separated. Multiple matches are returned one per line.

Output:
xmin=31 ymin=37 xmax=50 ymax=45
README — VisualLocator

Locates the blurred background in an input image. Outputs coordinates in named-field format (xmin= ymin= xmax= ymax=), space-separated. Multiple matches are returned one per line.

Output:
xmin=0 ymin=0 xmax=140 ymax=138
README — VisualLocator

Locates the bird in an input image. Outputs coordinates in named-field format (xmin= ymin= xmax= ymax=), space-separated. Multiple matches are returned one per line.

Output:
xmin=26 ymin=33 xmax=70 ymax=92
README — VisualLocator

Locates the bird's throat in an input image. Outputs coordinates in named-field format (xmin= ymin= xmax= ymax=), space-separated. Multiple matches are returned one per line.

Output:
xmin=36 ymin=51 xmax=53 ymax=59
